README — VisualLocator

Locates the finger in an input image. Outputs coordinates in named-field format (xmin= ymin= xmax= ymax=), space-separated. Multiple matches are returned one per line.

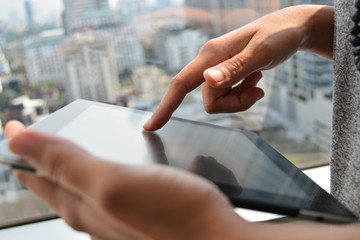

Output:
xmin=202 ymin=72 xmax=264 ymax=113
xmin=15 ymin=171 xmax=147 ymax=240
xmin=143 ymin=56 xmax=209 ymax=131
xmin=204 ymin=86 xmax=264 ymax=113
xmin=230 ymin=71 xmax=264 ymax=98
xmin=4 ymin=120 xmax=26 ymax=139
xmin=233 ymin=71 xmax=263 ymax=90
xmin=143 ymin=28 xmax=258 ymax=131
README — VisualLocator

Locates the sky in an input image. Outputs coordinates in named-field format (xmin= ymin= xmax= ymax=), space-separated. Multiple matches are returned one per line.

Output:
xmin=0 ymin=0 xmax=118 ymax=22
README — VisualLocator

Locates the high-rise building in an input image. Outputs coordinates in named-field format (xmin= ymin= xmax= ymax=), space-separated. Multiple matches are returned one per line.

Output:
xmin=63 ymin=0 xmax=121 ymax=35
xmin=117 ymin=0 xmax=153 ymax=24
xmin=164 ymin=29 xmax=208 ymax=73
xmin=62 ymin=33 xmax=119 ymax=103
xmin=62 ymin=0 xmax=125 ymax=71
xmin=24 ymin=1 xmax=35 ymax=28
xmin=24 ymin=29 xmax=66 ymax=85
xmin=113 ymin=28 xmax=146 ymax=72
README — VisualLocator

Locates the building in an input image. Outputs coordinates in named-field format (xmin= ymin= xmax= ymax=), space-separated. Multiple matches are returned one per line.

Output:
xmin=3 ymin=95 xmax=49 ymax=126
xmin=3 ymin=40 xmax=27 ymax=81
xmin=117 ymin=0 xmax=154 ymax=24
xmin=24 ymin=29 xmax=66 ymax=85
xmin=0 ymin=48 xmax=10 ymax=77
xmin=24 ymin=1 xmax=35 ymax=28
xmin=62 ymin=33 xmax=119 ymax=103
xmin=281 ymin=0 xmax=333 ymax=6
xmin=62 ymin=0 xmax=131 ymax=71
xmin=164 ymin=29 xmax=208 ymax=73
xmin=113 ymin=27 xmax=146 ymax=72
xmin=128 ymin=65 xmax=169 ymax=109
xmin=63 ymin=0 xmax=122 ymax=35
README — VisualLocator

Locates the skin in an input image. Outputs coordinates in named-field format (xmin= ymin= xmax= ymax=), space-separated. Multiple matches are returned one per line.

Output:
xmin=5 ymin=4 xmax=360 ymax=240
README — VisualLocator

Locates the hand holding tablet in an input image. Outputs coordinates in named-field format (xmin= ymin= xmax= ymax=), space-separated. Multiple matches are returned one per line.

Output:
xmin=7 ymin=126 xmax=248 ymax=239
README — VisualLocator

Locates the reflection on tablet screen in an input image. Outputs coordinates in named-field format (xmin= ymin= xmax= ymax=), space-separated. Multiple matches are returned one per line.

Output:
xmin=57 ymin=105 xmax=310 ymax=202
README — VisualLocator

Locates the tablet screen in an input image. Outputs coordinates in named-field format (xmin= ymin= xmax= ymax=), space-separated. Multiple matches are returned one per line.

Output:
xmin=57 ymin=105 xmax=310 ymax=200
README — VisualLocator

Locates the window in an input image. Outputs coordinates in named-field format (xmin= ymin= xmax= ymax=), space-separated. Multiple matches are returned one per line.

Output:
xmin=0 ymin=0 xmax=333 ymax=228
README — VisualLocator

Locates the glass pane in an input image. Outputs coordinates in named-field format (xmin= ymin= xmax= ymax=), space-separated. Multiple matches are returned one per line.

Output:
xmin=0 ymin=0 xmax=333 ymax=226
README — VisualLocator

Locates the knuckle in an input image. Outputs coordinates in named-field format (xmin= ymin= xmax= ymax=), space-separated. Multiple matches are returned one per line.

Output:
xmin=169 ymin=73 xmax=185 ymax=90
xmin=199 ymin=38 xmax=223 ymax=57
xmin=170 ymin=72 xmax=191 ymax=94
xmin=238 ymin=99 xmax=254 ymax=112
xmin=203 ymin=101 xmax=220 ymax=114
xmin=223 ymin=55 xmax=245 ymax=77
xmin=165 ymin=75 xmax=188 ymax=112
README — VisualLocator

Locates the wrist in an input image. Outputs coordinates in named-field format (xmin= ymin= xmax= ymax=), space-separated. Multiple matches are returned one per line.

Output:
xmin=299 ymin=5 xmax=335 ymax=59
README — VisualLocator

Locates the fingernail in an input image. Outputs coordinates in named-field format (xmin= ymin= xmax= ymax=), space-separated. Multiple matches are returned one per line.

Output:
xmin=205 ymin=69 xmax=225 ymax=82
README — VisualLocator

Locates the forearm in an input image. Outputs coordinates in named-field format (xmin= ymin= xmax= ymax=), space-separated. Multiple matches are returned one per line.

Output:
xmin=299 ymin=5 xmax=335 ymax=60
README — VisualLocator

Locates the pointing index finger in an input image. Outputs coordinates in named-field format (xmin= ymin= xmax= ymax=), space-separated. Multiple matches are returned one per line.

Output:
xmin=143 ymin=56 xmax=209 ymax=131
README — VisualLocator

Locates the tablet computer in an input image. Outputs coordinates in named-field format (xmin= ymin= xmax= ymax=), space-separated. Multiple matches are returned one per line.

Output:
xmin=0 ymin=99 xmax=357 ymax=224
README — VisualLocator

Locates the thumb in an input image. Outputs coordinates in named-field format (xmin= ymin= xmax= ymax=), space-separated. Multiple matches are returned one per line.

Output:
xmin=4 ymin=120 xmax=26 ymax=139
xmin=203 ymin=52 xmax=259 ymax=88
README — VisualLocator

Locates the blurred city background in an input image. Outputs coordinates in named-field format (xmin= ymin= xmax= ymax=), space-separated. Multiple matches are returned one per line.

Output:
xmin=0 ymin=0 xmax=334 ymax=227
